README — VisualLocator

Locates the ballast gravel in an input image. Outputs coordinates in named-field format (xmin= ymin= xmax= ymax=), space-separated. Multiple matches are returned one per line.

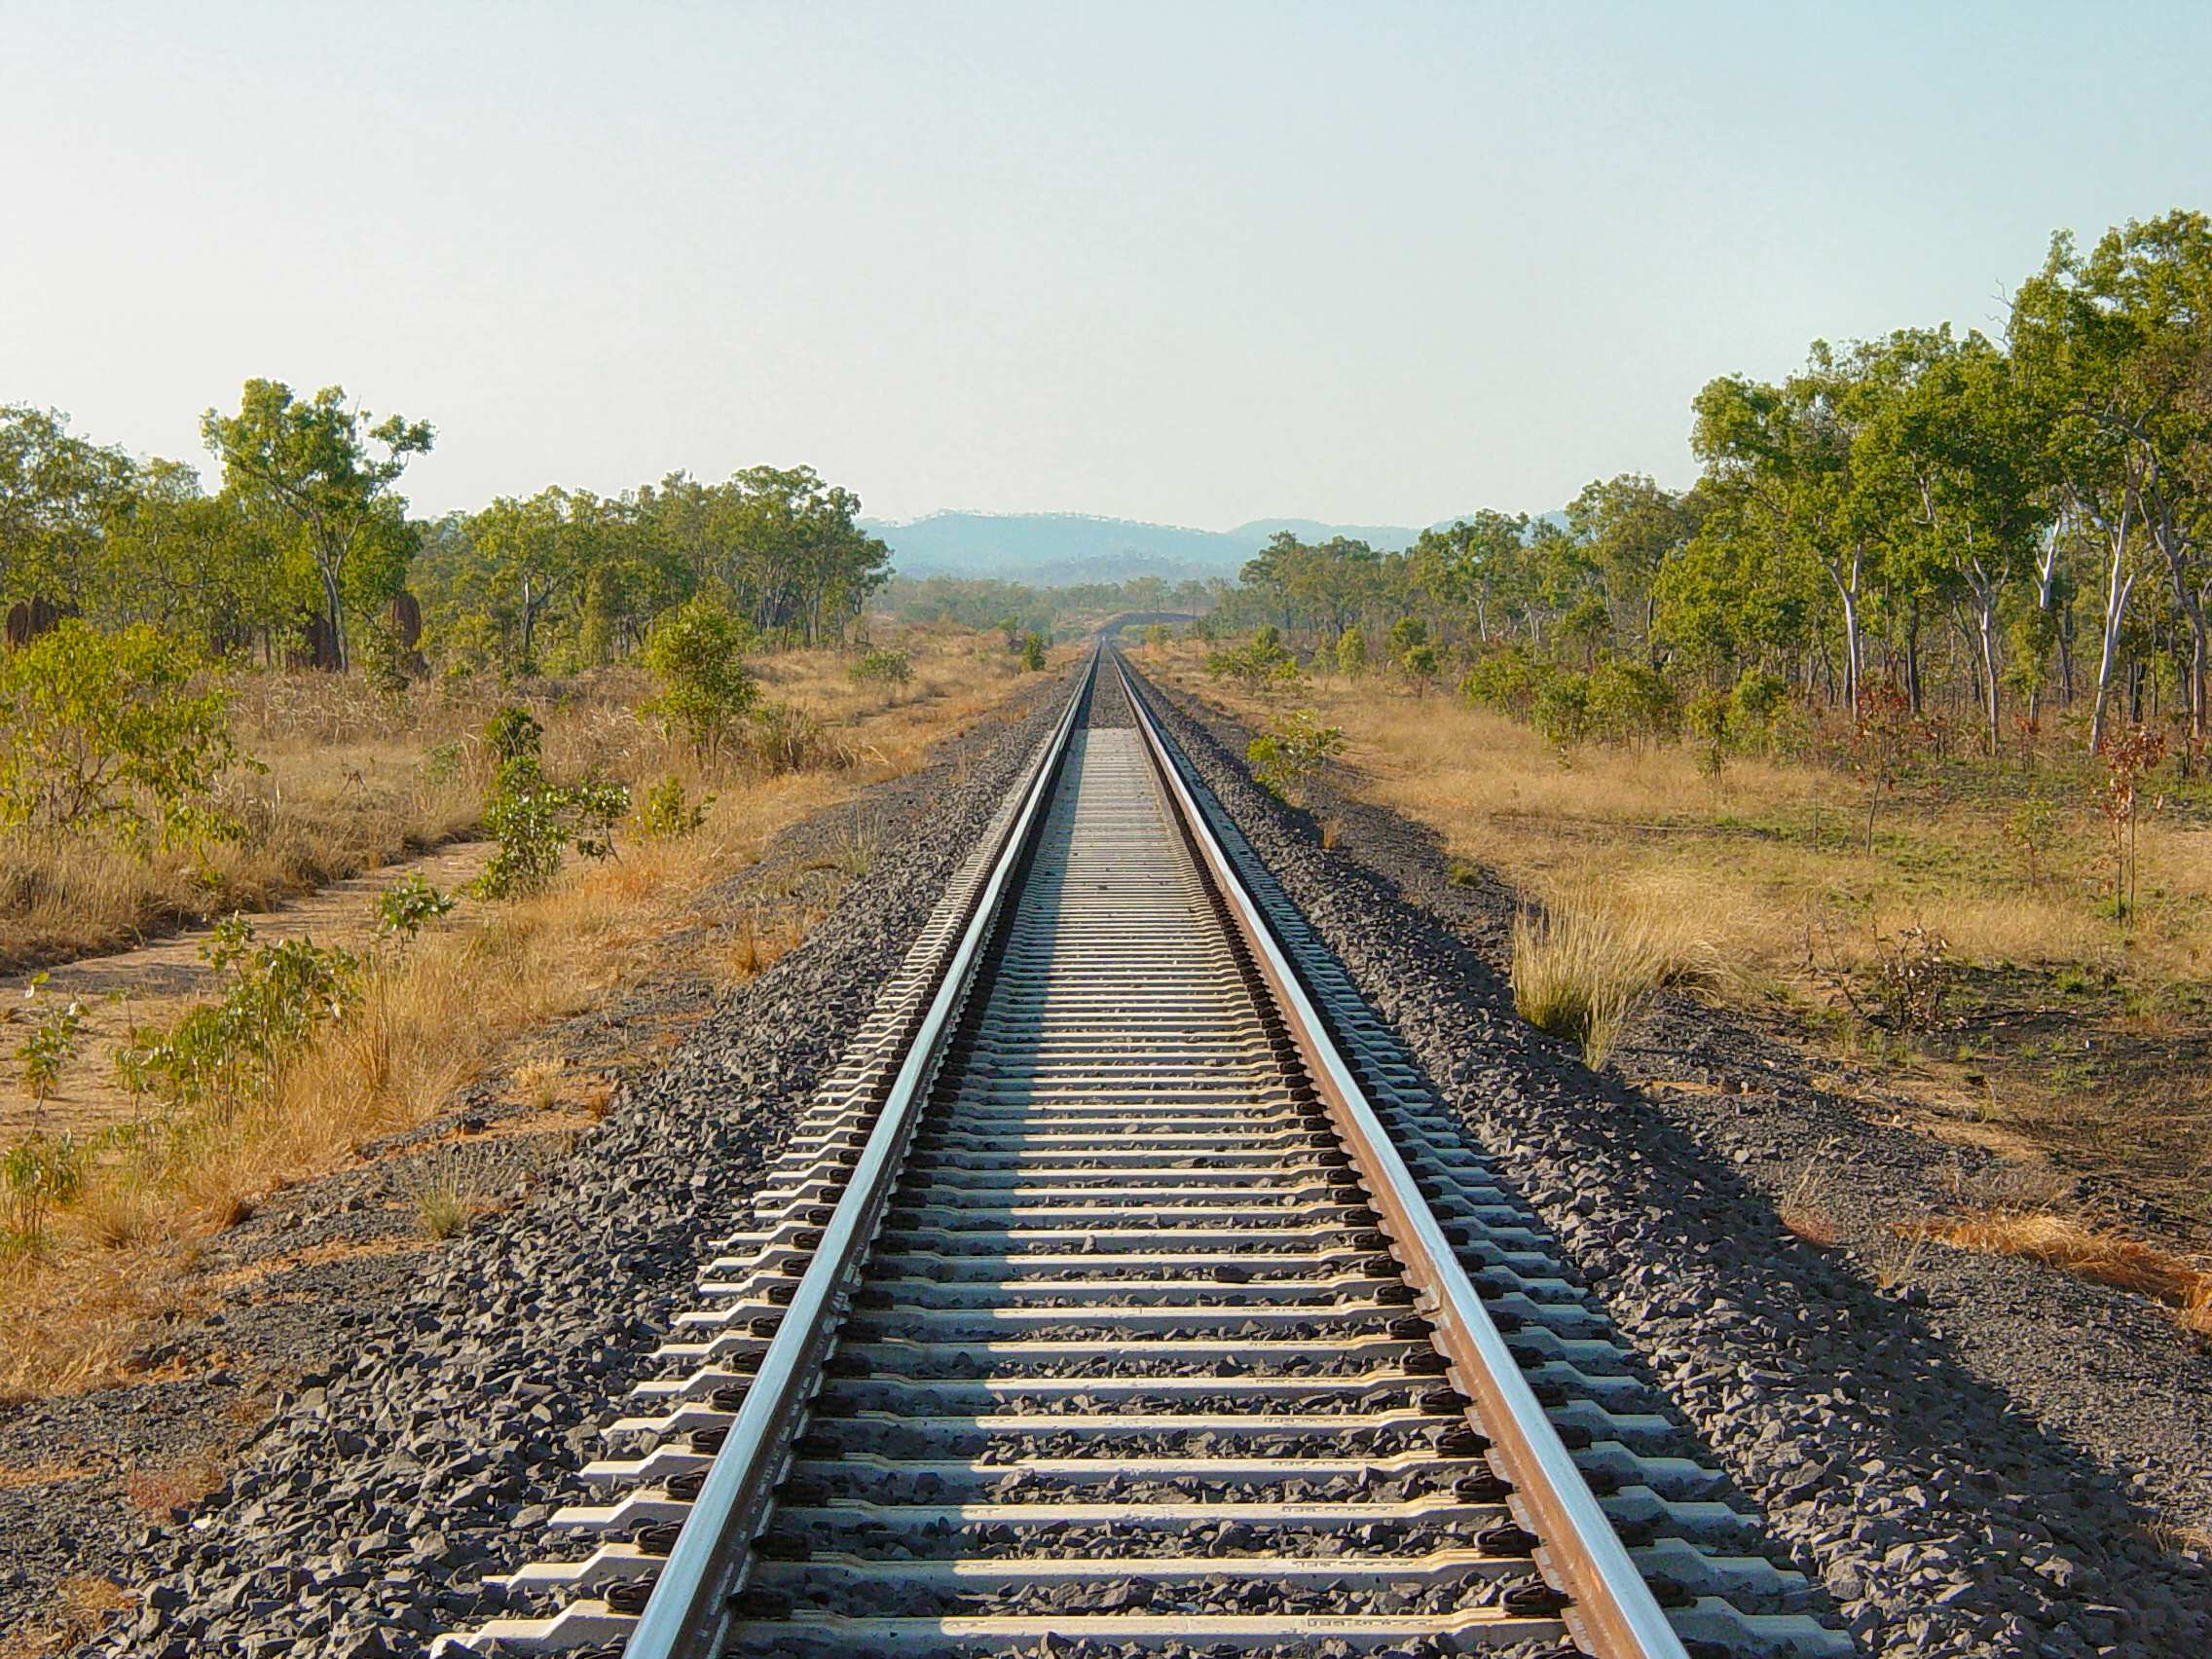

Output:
xmin=58 ymin=672 xmax=1076 ymax=1659
xmin=1132 ymin=664 xmax=2212 ymax=1658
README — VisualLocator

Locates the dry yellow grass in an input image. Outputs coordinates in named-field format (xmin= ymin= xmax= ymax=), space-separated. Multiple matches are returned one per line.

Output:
xmin=1923 ymin=1211 xmax=2212 ymax=1331
xmin=1776 ymin=1157 xmax=1843 ymax=1248
xmin=2 ymin=671 xmax=517 ymax=972
xmin=0 ymin=1572 xmax=134 ymax=1659
xmin=0 ymin=625 xmax=1049 ymax=1401
xmin=1153 ymin=644 xmax=2212 ymax=988
xmin=1509 ymin=878 xmax=1715 ymax=1067
xmin=122 ymin=1450 xmax=226 ymax=1517
xmin=1153 ymin=639 xmax=2212 ymax=1286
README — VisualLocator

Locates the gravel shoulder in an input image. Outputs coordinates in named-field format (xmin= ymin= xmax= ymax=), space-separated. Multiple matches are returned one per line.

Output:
xmin=1132 ymin=663 xmax=2212 ymax=1657
xmin=0 ymin=671 xmax=1071 ymax=1659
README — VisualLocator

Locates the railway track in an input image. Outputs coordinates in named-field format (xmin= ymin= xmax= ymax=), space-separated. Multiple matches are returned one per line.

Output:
xmin=443 ymin=652 xmax=1846 ymax=1659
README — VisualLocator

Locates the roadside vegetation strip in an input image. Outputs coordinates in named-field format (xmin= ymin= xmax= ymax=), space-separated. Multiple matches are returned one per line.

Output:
xmin=0 ymin=626 xmax=1055 ymax=1405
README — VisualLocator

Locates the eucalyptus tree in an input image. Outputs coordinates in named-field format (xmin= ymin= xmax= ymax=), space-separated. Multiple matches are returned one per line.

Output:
xmin=202 ymin=381 xmax=434 ymax=672
xmin=99 ymin=461 xmax=302 ymax=651
xmin=467 ymin=487 xmax=599 ymax=670
xmin=1409 ymin=510 xmax=1531 ymax=644
xmin=1857 ymin=327 xmax=2048 ymax=752
xmin=1565 ymin=475 xmax=1700 ymax=658
xmin=2013 ymin=212 xmax=2212 ymax=745
xmin=1691 ymin=353 xmax=1875 ymax=714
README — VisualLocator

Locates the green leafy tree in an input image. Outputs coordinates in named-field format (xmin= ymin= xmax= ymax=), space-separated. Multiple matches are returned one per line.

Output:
xmin=1585 ymin=657 xmax=1678 ymax=744
xmin=202 ymin=381 xmax=433 ymax=671
xmin=1459 ymin=645 xmax=1555 ymax=718
xmin=1400 ymin=642 xmax=1441 ymax=694
xmin=0 ymin=405 xmax=138 ymax=611
xmin=2012 ymin=211 xmax=2212 ymax=748
xmin=465 ymin=487 xmax=592 ymax=671
xmin=1532 ymin=673 xmax=1592 ymax=749
xmin=1335 ymin=625 xmax=1367 ymax=678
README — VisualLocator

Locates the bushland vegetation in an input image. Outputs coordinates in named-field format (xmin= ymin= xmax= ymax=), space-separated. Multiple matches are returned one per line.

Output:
xmin=1202 ymin=209 xmax=2212 ymax=774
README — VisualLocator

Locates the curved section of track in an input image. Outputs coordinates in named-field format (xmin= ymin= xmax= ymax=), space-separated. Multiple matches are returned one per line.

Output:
xmin=441 ymin=653 xmax=1847 ymax=1659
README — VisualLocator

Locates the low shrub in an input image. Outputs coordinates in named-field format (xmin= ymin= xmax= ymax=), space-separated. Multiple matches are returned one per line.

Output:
xmin=1206 ymin=630 xmax=1301 ymax=697
xmin=114 ymin=913 xmax=364 ymax=1115
xmin=0 ymin=1133 xmax=87 ymax=1255
xmin=1247 ymin=710 xmax=1346 ymax=806
xmin=1458 ymin=646 xmax=1553 ymax=719
xmin=0 ymin=620 xmax=246 ymax=850
xmin=373 ymin=874 xmax=457 ymax=941
xmin=1585 ymin=657 xmax=1677 ymax=745
xmin=642 ymin=598 xmax=759 ymax=759
xmin=638 ymin=775 xmax=714 ymax=840
xmin=1532 ymin=673 xmax=1591 ymax=749
xmin=848 ymin=648 xmax=911 ymax=687
xmin=473 ymin=756 xmax=628 ymax=900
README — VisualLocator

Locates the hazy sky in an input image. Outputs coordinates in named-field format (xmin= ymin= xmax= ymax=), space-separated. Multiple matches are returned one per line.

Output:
xmin=5 ymin=2 xmax=2209 ymax=528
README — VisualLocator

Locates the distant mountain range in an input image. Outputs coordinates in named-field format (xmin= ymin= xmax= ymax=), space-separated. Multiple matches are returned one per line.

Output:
xmin=861 ymin=510 xmax=1462 ymax=587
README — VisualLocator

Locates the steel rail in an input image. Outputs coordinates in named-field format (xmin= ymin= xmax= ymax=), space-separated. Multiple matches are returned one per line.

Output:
xmin=1114 ymin=648 xmax=1691 ymax=1659
xmin=621 ymin=664 xmax=1091 ymax=1659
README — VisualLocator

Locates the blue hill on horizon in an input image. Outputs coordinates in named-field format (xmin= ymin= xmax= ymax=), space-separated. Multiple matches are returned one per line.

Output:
xmin=862 ymin=508 xmax=1504 ymax=585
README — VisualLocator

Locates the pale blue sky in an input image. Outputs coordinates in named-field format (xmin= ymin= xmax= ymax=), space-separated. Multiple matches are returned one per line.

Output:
xmin=4 ymin=2 xmax=2208 ymax=528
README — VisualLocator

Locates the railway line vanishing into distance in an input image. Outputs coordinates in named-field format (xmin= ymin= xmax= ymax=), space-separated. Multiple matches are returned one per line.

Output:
xmin=442 ymin=651 xmax=1847 ymax=1659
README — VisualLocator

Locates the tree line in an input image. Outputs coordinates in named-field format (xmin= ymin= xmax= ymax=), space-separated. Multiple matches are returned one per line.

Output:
xmin=1212 ymin=209 xmax=2212 ymax=761
xmin=0 ymin=379 xmax=891 ymax=676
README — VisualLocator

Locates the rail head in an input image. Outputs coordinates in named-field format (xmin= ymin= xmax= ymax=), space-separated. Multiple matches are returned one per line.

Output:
xmin=621 ymin=659 xmax=1093 ymax=1659
xmin=1113 ymin=649 xmax=1690 ymax=1659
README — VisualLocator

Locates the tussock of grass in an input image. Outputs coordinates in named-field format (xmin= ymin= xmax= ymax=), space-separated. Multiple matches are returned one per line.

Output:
xmin=1777 ymin=1157 xmax=1842 ymax=1247
xmin=1510 ymin=879 xmax=1714 ymax=1068
xmin=0 ymin=1571 xmax=133 ymax=1659
xmin=124 ymin=1451 xmax=225 ymax=1517
xmin=410 ymin=1174 xmax=481 ymax=1240
xmin=513 ymin=1055 xmax=565 ymax=1112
